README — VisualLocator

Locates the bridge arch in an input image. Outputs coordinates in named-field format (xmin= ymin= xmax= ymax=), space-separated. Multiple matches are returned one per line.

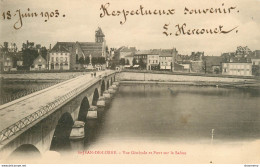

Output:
xmin=50 ymin=112 xmax=74 ymax=152
xmin=78 ymin=97 xmax=90 ymax=122
xmin=107 ymin=80 xmax=109 ymax=90
xmin=92 ymin=88 xmax=99 ymax=106
xmin=8 ymin=144 xmax=41 ymax=160
xmin=101 ymin=80 xmax=105 ymax=96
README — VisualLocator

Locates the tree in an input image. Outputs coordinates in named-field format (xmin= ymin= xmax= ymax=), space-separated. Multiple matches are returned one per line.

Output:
xmin=22 ymin=48 xmax=39 ymax=70
xmin=76 ymin=54 xmax=79 ymax=64
xmin=126 ymin=59 xmax=130 ymax=65
xmin=252 ymin=65 xmax=260 ymax=76
xmin=214 ymin=67 xmax=220 ymax=74
xmin=139 ymin=58 xmax=145 ymax=69
xmin=85 ymin=56 xmax=90 ymax=64
xmin=92 ymin=57 xmax=98 ymax=66
xmin=132 ymin=58 xmax=137 ymax=66
xmin=98 ymin=57 xmax=106 ymax=64
xmin=120 ymin=58 xmax=125 ymax=65
xmin=79 ymin=57 xmax=84 ymax=65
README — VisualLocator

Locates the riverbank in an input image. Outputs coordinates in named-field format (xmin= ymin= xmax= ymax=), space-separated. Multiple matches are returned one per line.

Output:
xmin=118 ymin=72 xmax=260 ymax=89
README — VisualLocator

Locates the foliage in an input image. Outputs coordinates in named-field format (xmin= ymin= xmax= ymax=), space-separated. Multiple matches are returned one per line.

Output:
xmin=22 ymin=49 xmax=39 ymax=70
xmin=85 ymin=56 xmax=90 ymax=64
xmin=139 ymin=58 xmax=146 ymax=69
xmin=120 ymin=58 xmax=125 ymax=65
xmin=252 ymin=65 xmax=260 ymax=76
xmin=91 ymin=57 xmax=106 ymax=66
xmin=126 ymin=59 xmax=130 ymax=65
xmin=79 ymin=56 xmax=84 ymax=65
xmin=76 ymin=54 xmax=79 ymax=64
xmin=132 ymin=58 xmax=137 ymax=66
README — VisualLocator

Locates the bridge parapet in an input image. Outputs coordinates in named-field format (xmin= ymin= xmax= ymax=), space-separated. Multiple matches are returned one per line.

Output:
xmin=0 ymin=70 xmax=117 ymax=149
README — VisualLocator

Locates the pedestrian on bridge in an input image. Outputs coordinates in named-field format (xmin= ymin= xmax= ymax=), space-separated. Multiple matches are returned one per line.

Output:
xmin=94 ymin=72 xmax=96 ymax=77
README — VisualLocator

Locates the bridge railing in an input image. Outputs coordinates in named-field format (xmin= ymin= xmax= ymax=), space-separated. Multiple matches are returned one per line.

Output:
xmin=0 ymin=73 xmax=113 ymax=144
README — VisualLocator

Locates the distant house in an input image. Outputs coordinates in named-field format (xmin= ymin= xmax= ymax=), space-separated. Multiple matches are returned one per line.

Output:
xmin=179 ymin=63 xmax=191 ymax=72
xmin=190 ymin=52 xmax=204 ymax=73
xmin=222 ymin=63 xmax=252 ymax=76
xmin=114 ymin=46 xmax=137 ymax=61
xmin=49 ymin=27 xmax=107 ymax=70
xmin=134 ymin=50 xmax=150 ymax=69
xmin=147 ymin=54 xmax=160 ymax=70
xmin=174 ymin=63 xmax=184 ymax=71
xmin=204 ymin=56 xmax=222 ymax=74
xmin=251 ymin=50 xmax=260 ymax=76
xmin=49 ymin=44 xmax=71 ymax=70
xmin=2 ymin=53 xmax=13 ymax=72
xmin=31 ymin=55 xmax=47 ymax=71
xmin=191 ymin=60 xmax=204 ymax=73
xmin=125 ymin=54 xmax=134 ymax=66
xmin=159 ymin=49 xmax=177 ymax=71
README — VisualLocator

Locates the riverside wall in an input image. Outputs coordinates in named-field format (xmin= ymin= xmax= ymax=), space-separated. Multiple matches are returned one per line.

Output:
xmin=118 ymin=72 xmax=260 ymax=89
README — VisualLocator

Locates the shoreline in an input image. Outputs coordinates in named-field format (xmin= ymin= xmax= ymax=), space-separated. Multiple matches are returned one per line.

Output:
xmin=119 ymin=80 xmax=260 ymax=90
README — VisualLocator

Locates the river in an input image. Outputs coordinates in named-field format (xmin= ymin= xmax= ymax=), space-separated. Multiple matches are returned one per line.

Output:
xmin=83 ymin=83 xmax=260 ymax=163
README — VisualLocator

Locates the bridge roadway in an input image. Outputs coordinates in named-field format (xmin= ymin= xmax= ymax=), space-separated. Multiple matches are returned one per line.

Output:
xmin=0 ymin=70 xmax=115 ymax=148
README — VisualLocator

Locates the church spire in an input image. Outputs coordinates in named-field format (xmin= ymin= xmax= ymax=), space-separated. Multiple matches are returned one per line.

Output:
xmin=95 ymin=27 xmax=105 ymax=43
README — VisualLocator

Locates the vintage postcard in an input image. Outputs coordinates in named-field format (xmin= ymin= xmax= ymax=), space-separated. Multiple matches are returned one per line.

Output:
xmin=0 ymin=0 xmax=260 ymax=165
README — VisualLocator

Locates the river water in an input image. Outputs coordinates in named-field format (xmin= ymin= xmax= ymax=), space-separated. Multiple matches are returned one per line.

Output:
xmin=83 ymin=84 xmax=260 ymax=163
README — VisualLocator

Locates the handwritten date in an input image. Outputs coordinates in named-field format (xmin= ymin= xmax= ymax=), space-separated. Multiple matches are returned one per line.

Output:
xmin=1 ymin=8 xmax=66 ymax=30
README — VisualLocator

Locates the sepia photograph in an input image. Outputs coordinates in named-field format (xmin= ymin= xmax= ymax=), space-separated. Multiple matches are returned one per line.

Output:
xmin=0 ymin=0 xmax=259 ymax=165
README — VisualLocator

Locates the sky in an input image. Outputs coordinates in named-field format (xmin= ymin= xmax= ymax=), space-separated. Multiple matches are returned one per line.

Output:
xmin=0 ymin=0 xmax=259 ymax=56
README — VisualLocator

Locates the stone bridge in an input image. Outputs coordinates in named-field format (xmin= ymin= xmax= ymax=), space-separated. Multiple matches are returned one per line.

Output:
xmin=0 ymin=70 xmax=118 ymax=160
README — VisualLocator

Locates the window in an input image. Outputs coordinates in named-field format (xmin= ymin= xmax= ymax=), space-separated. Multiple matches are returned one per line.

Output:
xmin=39 ymin=59 xmax=42 ymax=62
xmin=51 ymin=57 xmax=54 ymax=62
xmin=56 ymin=57 xmax=59 ymax=61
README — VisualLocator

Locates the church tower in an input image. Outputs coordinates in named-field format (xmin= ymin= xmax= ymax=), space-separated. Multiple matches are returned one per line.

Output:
xmin=95 ymin=27 xmax=105 ymax=43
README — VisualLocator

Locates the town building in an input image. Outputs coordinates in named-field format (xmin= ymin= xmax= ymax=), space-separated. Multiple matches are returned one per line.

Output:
xmin=159 ymin=49 xmax=177 ymax=71
xmin=147 ymin=54 xmax=160 ymax=70
xmin=190 ymin=52 xmax=204 ymax=73
xmin=125 ymin=54 xmax=134 ymax=66
xmin=204 ymin=56 xmax=222 ymax=74
xmin=49 ymin=44 xmax=71 ymax=70
xmin=0 ymin=42 xmax=18 ymax=72
xmin=114 ymin=46 xmax=137 ymax=61
xmin=31 ymin=55 xmax=47 ymax=71
xmin=251 ymin=50 xmax=260 ymax=76
xmin=49 ymin=27 xmax=107 ymax=70
xmin=133 ymin=50 xmax=149 ymax=69
xmin=222 ymin=63 xmax=252 ymax=76
xmin=1 ymin=53 xmax=13 ymax=72
xmin=179 ymin=63 xmax=191 ymax=72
